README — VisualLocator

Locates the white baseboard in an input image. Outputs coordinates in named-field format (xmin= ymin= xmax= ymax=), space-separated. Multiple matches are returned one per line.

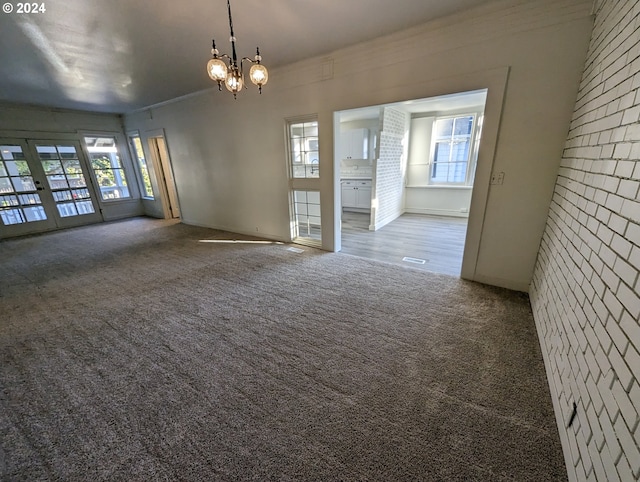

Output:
xmin=404 ymin=207 xmax=469 ymax=218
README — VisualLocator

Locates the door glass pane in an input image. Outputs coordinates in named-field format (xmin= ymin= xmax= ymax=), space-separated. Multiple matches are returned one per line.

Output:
xmin=0 ymin=208 xmax=25 ymax=225
xmin=0 ymin=177 xmax=13 ymax=192
xmin=292 ymin=190 xmax=321 ymax=241
xmin=1 ymin=194 xmax=19 ymax=206
xmin=84 ymin=136 xmax=131 ymax=200
xmin=35 ymin=144 xmax=96 ymax=218
xmin=12 ymin=176 xmax=36 ymax=192
xmin=0 ymin=144 xmax=48 ymax=226
xmin=23 ymin=206 xmax=47 ymax=222
xmin=57 ymin=202 xmax=78 ymax=217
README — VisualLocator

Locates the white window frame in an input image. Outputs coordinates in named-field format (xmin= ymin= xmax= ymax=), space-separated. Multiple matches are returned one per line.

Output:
xmin=428 ymin=113 xmax=478 ymax=186
xmin=82 ymin=133 xmax=134 ymax=202
xmin=127 ymin=131 xmax=154 ymax=200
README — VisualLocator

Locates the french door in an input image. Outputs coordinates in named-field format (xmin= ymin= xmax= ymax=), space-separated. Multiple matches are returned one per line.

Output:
xmin=0 ymin=139 xmax=103 ymax=238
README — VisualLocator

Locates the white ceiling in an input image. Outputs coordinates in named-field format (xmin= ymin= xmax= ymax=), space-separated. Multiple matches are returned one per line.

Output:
xmin=0 ymin=0 xmax=495 ymax=114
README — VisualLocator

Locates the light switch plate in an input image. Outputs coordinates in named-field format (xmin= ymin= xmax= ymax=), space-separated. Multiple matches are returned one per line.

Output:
xmin=490 ymin=172 xmax=505 ymax=185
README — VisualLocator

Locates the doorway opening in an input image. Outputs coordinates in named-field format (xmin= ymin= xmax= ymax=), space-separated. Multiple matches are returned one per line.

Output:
xmin=335 ymin=89 xmax=487 ymax=276
xmin=148 ymin=136 xmax=180 ymax=220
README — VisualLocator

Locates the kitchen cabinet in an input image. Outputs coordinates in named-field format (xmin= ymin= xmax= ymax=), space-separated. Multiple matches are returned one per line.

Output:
xmin=341 ymin=180 xmax=372 ymax=210
xmin=340 ymin=128 xmax=369 ymax=160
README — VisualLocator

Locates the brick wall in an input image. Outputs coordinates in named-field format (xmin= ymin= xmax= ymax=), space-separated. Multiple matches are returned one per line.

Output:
xmin=372 ymin=107 xmax=408 ymax=230
xmin=530 ymin=1 xmax=640 ymax=481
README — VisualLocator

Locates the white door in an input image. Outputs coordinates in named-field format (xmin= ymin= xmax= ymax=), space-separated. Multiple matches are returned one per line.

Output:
xmin=149 ymin=136 xmax=180 ymax=219
xmin=0 ymin=139 xmax=102 ymax=238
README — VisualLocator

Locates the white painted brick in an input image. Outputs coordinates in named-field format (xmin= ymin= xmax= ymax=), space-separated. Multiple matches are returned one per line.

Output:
xmin=577 ymin=430 xmax=594 ymax=477
xmin=613 ymin=142 xmax=633 ymax=159
xmin=596 ymin=205 xmax=612 ymax=224
xmin=604 ymin=160 xmax=619 ymax=176
xmin=616 ymin=282 xmax=640 ymax=319
xmin=600 ymin=447 xmax=621 ymax=482
xmin=622 ymin=105 xmax=640 ymax=125
xmin=613 ymin=257 xmax=639 ymax=287
xmin=611 ymin=233 xmax=633 ymax=258
xmin=613 ymin=413 xmax=640 ymax=476
xmin=600 ymin=373 xmax=621 ymax=421
xmin=600 ymin=244 xmax=618 ymax=269
xmin=531 ymin=2 xmax=640 ymax=480
xmin=588 ymin=436 xmax=608 ymax=480
xmin=623 ymin=344 xmax=640 ymax=386
xmin=617 ymin=179 xmax=640 ymax=198
xmin=610 ymin=127 xmax=628 ymax=144
xmin=603 ymin=176 xmax=621 ymax=193
xmin=601 ymin=143 xmax=615 ymax=159
xmin=620 ymin=199 xmax=640 ymax=223
xmin=609 ymin=347 xmax=633 ymax=392
xmin=606 ymin=315 xmax=630 ymax=355
xmin=630 ymin=143 xmax=640 ymax=165
xmin=601 ymin=411 xmax=623 ymax=463
xmin=630 ymin=384 xmax=640 ymax=435
xmin=616 ymin=454 xmax=635 ymax=482
xmin=623 ymin=122 xmax=640 ymax=141
xmin=608 ymin=213 xmax=628 ymax=236
xmin=604 ymin=288 xmax=625 ymax=319
xmin=605 ymin=193 xmax=624 ymax=212
xmin=587 ymin=373 xmax=605 ymax=415
xmin=630 ymin=246 xmax=640 ymax=274
xmin=602 ymin=265 xmax=621 ymax=292
xmin=619 ymin=90 xmax=637 ymax=110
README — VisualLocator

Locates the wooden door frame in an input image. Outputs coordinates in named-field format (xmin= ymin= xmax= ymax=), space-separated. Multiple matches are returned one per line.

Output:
xmin=146 ymin=130 xmax=180 ymax=220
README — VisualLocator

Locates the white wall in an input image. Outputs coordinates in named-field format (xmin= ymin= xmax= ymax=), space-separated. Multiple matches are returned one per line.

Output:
xmin=530 ymin=1 xmax=640 ymax=480
xmin=124 ymin=0 xmax=594 ymax=291
xmin=0 ymin=103 xmax=144 ymax=228
xmin=404 ymin=187 xmax=472 ymax=218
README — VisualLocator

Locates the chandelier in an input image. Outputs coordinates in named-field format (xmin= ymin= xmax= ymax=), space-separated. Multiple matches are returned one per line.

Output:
xmin=206 ymin=0 xmax=269 ymax=98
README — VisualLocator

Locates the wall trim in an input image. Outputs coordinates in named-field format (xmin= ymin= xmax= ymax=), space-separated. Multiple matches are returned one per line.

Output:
xmin=404 ymin=208 xmax=469 ymax=218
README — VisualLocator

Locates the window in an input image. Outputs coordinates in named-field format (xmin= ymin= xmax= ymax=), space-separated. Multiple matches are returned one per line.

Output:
xmin=430 ymin=114 xmax=475 ymax=185
xmin=84 ymin=136 xmax=130 ymax=200
xmin=292 ymin=190 xmax=321 ymax=241
xmin=289 ymin=120 xmax=319 ymax=178
xmin=128 ymin=134 xmax=154 ymax=199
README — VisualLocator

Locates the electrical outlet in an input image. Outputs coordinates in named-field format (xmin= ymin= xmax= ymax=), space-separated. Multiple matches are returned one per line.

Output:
xmin=490 ymin=171 xmax=505 ymax=185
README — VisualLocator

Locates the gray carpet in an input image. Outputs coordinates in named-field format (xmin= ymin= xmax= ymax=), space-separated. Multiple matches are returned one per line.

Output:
xmin=0 ymin=218 xmax=567 ymax=481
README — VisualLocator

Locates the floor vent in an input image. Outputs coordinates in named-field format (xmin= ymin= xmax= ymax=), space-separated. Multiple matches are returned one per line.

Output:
xmin=402 ymin=256 xmax=426 ymax=265
xmin=287 ymin=247 xmax=305 ymax=253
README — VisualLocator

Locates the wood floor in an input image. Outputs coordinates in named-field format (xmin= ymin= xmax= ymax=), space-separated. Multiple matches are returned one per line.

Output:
xmin=340 ymin=211 xmax=468 ymax=276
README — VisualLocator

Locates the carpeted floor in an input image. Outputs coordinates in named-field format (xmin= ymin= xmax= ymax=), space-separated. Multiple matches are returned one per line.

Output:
xmin=0 ymin=217 xmax=567 ymax=481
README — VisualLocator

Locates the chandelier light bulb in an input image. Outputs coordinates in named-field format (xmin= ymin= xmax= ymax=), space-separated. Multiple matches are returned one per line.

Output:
xmin=249 ymin=64 xmax=268 ymax=87
xmin=207 ymin=58 xmax=228 ymax=82
xmin=225 ymin=71 xmax=244 ymax=96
